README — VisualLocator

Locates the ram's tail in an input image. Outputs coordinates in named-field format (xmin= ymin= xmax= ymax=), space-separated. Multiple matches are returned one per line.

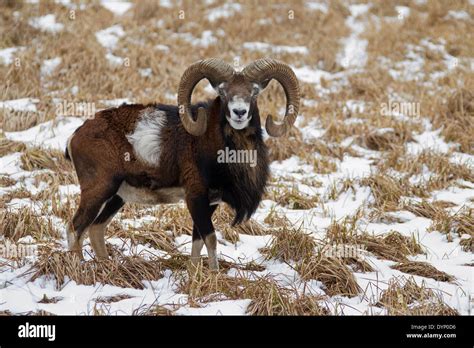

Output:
xmin=65 ymin=146 xmax=71 ymax=161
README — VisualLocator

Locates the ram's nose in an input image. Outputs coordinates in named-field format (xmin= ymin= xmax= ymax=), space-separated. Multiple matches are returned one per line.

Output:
xmin=232 ymin=109 xmax=247 ymax=118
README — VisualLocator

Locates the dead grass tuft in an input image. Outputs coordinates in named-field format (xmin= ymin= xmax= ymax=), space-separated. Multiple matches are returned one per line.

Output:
xmin=95 ymin=294 xmax=135 ymax=304
xmin=297 ymin=255 xmax=361 ymax=297
xmin=0 ymin=175 xmax=16 ymax=187
xmin=261 ymin=228 xmax=316 ymax=262
xmin=113 ymin=222 xmax=178 ymax=254
xmin=359 ymin=128 xmax=410 ymax=151
xmin=214 ymin=205 xmax=269 ymax=236
xmin=325 ymin=219 xmax=423 ymax=263
xmin=0 ymin=136 xmax=26 ymax=157
xmin=434 ymin=89 xmax=474 ymax=154
xmin=29 ymin=247 xmax=164 ymax=290
xmin=0 ymin=207 xmax=60 ymax=241
xmin=459 ymin=237 xmax=473 ymax=252
xmin=428 ymin=206 xmax=474 ymax=239
xmin=377 ymin=277 xmax=458 ymax=315
xmin=20 ymin=147 xmax=73 ymax=173
xmin=246 ymin=279 xmax=329 ymax=316
xmin=358 ymin=231 xmax=423 ymax=262
xmin=267 ymin=185 xmax=319 ymax=210
xmin=361 ymin=174 xmax=421 ymax=211
xmin=392 ymin=261 xmax=455 ymax=283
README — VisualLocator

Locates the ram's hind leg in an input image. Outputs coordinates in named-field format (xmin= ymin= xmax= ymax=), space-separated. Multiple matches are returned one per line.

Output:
xmin=68 ymin=184 xmax=119 ymax=259
xmin=88 ymin=195 xmax=124 ymax=259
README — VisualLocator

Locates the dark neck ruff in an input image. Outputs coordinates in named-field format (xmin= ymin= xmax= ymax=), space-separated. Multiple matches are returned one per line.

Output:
xmin=218 ymin=111 xmax=269 ymax=225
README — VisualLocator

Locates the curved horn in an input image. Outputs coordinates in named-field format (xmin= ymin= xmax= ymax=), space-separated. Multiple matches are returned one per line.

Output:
xmin=177 ymin=58 xmax=234 ymax=136
xmin=242 ymin=58 xmax=300 ymax=137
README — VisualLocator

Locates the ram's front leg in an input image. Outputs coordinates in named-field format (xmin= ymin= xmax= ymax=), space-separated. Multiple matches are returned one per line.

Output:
xmin=186 ymin=193 xmax=219 ymax=270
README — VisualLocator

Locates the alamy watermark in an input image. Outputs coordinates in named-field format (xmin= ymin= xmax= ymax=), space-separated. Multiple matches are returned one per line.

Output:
xmin=321 ymin=243 xmax=366 ymax=259
xmin=55 ymin=100 xmax=96 ymax=118
xmin=217 ymin=147 xmax=257 ymax=168
xmin=380 ymin=99 xmax=420 ymax=117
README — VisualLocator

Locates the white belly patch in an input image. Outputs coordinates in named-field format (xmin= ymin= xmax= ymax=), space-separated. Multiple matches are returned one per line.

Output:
xmin=117 ymin=182 xmax=185 ymax=204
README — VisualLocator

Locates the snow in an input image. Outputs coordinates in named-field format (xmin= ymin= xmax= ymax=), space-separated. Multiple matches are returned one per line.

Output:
xmin=446 ymin=10 xmax=470 ymax=20
xmin=100 ymin=0 xmax=133 ymax=16
xmin=5 ymin=117 xmax=84 ymax=151
xmin=337 ymin=4 xmax=370 ymax=69
xmin=171 ymin=31 xmax=217 ymax=48
xmin=395 ymin=6 xmax=411 ymax=19
xmin=207 ymin=3 xmax=242 ymax=22
xmin=243 ymin=42 xmax=309 ymax=55
xmin=175 ymin=299 xmax=251 ymax=315
xmin=139 ymin=68 xmax=152 ymax=77
xmin=105 ymin=52 xmax=124 ymax=66
xmin=154 ymin=44 xmax=170 ymax=52
xmin=41 ymin=57 xmax=62 ymax=77
xmin=28 ymin=14 xmax=64 ymax=33
xmin=387 ymin=40 xmax=459 ymax=83
xmin=95 ymin=25 xmax=125 ymax=50
xmin=159 ymin=0 xmax=173 ymax=8
xmin=55 ymin=0 xmax=87 ymax=10
xmin=0 ymin=47 xmax=25 ymax=65
xmin=306 ymin=1 xmax=328 ymax=13
xmin=99 ymin=98 xmax=133 ymax=107
xmin=0 ymin=98 xmax=39 ymax=112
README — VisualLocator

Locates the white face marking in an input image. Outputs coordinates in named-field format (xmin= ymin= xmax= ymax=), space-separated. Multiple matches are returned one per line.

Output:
xmin=227 ymin=96 xmax=251 ymax=130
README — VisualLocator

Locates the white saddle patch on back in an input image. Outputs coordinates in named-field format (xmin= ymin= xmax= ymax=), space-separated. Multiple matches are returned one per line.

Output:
xmin=126 ymin=107 xmax=166 ymax=167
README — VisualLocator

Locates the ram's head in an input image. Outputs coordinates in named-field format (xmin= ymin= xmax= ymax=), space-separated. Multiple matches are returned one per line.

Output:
xmin=177 ymin=57 xmax=300 ymax=136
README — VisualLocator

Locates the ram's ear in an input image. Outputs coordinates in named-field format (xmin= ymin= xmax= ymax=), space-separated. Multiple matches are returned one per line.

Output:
xmin=213 ymin=82 xmax=227 ymax=98
xmin=251 ymin=83 xmax=262 ymax=97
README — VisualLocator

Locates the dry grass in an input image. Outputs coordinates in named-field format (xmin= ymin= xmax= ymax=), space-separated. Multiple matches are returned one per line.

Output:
xmin=358 ymin=127 xmax=412 ymax=151
xmin=326 ymin=220 xmax=423 ymax=262
xmin=0 ymin=207 xmax=60 ymax=241
xmin=112 ymin=223 xmax=178 ymax=254
xmin=0 ymin=136 xmax=26 ymax=157
xmin=357 ymin=231 xmax=423 ymax=262
xmin=0 ymin=175 xmax=16 ymax=187
xmin=246 ymin=280 xmax=329 ymax=316
xmin=38 ymin=294 xmax=62 ymax=304
xmin=213 ymin=205 xmax=269 ymax=236
xmin=29 ymin=247 xmax=164 ymax=290
xmin=435 ymin=89 xmax=474 ymax=154
xmin=361 ymin=174 xmax=414 ymax=211
xmin=392 ymin=261 xmax=455 ymax=283
xmin=95 ymin=294 xmax=135 ymax=304
xmin=261 ymin=228 xmax=317 ymax=262
xmin=20 ymin=147 xmax=72 ymax=172
xmin=428 ymin=207 xmax=474 ymax=239
xmin=459 ymin=236 xmax=473 ymax=252
xmin=378 ymin=150 xmax=474 ymax=193
xmin=297 ymin=255 xmax=361 ymax=297
xmin=0 ymin=109 xmax=48 ymax=132
xmin=266 ymin=185 xmax=319 ymax=210
xmin=135 ymin=305 xmax=175 ymax=316
xmin=404 ymin=201 xmax=474 ymax=240
xmin=377 ymin=277 xmax=458 ymax=315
